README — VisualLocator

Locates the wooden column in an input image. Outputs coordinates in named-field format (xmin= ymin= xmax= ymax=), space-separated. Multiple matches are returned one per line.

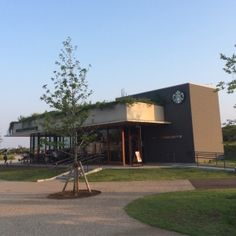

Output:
xmin=44 ymin=135 xmax=47 ymax=153
xmin=31 ymin=134 xmax=35 ymax=163
xmin=70 ymin=136 xmax=72 ymax=149
xmin=128 ymin=128 xmax=132 ymax=166
xmin=62 ymin=137 xmax=65 ymax=148
xmin=138 ymin=126 xmax=143 ymax=159
xmin=37 ymin=133 xmax=40 ymax=159
xmin=107 ymin=128 xmax=110 ymax=163
xmin=49 ymin=136 xmax=51 ymax=150
xmin=58 ymin=136 xmax=60 ymax=149
xmin=32 ymin=135 xmax=35 ymax=155
xmin=121 ymin=128 xmax=126 ymax=166
xmin=30 ymin=134 xmax=33 ymax=154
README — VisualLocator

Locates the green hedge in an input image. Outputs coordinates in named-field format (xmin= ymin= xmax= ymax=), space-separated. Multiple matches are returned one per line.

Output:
xmin=0 ymin=154 xmax=15 ymax=161
xmin=224 ymin=144 xmax=236 ymax=159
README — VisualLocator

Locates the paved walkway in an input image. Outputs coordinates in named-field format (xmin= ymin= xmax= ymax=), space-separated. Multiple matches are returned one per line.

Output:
xmin=0 ymin=180 xmax=194 ymax=236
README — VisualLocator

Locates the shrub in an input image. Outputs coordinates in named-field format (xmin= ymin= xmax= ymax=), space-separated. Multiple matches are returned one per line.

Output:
xmin=224 ymin=144 xmax=236 ymax=160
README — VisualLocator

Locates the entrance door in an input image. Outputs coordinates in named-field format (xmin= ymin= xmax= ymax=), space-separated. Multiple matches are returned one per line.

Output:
xmin=126 ymin=126 xmax=142 ymax=165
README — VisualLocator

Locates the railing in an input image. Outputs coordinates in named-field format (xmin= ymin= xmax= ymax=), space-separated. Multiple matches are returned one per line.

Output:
xmin=54 ymin=153 xmax=104 ymax=171
xmin=18 ymin=149 xmax=104 ymax=167
xmin=79 ymin=154 xmax=105 ymax=172
xmin=194 ymin=151 xmax=228 ymax=168
xmin=54 ymin=156 xmax=74 ymax=166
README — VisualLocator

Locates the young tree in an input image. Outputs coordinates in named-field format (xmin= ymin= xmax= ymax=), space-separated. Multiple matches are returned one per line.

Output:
xmin=0 ymin=134 xmax=2 ymax=145
xmin=41 ymin=37 xmax=92 ymax=196
xmin=222 ymin=124 xmax=236 ymax=142
xmin=218 ymin=44 xmax=236 ymax=94
xmin=217 ymin=45 xmax=236 ymax=125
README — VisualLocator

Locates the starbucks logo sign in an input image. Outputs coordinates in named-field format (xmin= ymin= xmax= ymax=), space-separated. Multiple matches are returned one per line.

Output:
xmin=172 ymin=90 xmax=185 ymax=104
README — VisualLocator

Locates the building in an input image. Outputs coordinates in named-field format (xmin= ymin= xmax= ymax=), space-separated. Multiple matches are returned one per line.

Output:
xmin=8 ymin=83 xmax=224 ymax=165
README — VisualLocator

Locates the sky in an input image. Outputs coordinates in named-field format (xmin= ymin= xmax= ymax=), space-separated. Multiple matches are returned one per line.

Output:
xmin=0 ymin=0 xmax=236 ymax=148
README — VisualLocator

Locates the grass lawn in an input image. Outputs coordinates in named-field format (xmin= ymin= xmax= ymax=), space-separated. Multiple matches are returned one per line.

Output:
xmin=1 ymin=167 xmax=236 ymax=182
xmin=125 ymin=189 xmax=236 ymax=236
xmin=0 ymin=167 xmax=67 ymax=181
xmin=87 ymin=168 xmax=236 ymax=182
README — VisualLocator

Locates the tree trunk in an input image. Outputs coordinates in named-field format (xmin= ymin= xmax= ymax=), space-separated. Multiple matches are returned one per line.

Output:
xmin=62 ymin=133 xmax=92 ymax=196
xmin=73 ymin=132 xmax=79 ymax=196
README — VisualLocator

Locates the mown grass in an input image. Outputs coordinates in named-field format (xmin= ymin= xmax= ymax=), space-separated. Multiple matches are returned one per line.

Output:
xmin=0 ymin=167 xmax=67 ymax=181
xmin=87 ymin=168 xmax=236 ymax=182
xmin=1 ymin=167 xmax=236 ymax=182
xmin=125 ymin=189 xmax=236 ymax=236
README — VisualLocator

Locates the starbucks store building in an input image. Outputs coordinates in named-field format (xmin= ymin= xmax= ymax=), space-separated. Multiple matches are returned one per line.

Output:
xmin=8 ymin=83 xmax=224 ymax=165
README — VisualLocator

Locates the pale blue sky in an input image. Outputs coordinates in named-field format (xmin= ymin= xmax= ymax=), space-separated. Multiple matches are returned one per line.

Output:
xmin=0 ymin=0 xmax=236 ymax=148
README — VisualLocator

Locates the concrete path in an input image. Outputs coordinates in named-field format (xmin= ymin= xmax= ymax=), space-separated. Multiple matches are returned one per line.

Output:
xmin=0 ymin=180 xmax=194 ymax=236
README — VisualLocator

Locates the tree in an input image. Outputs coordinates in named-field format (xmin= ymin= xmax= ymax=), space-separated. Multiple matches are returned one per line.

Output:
xmin=222 ymin=124 xmax=236 ymax=142
xmin=218 ymin=44 xmax=236 ymax=94
xmin=0 ymin=134 xmax=2 ymax=146
xmin=41 ymin=37 xmax=92 ymax=196
xmin=217 ymin=45 xmax=236 ymax=126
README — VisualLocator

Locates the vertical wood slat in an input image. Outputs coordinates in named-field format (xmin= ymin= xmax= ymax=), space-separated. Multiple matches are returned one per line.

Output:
xmin=128 ymin=128 xmax=132 ymax=165
xmin=107 ymin=128 xmax=110 ymax=163
xmin=138 ymin=126 xmax=143 ymax=161
xmin=37 ymin=133 xmax=40 ymax=158
xmin=121 ymin=128 xmax=126 ymax=166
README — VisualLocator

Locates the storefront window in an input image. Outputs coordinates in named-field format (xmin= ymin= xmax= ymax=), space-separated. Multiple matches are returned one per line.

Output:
xmin=108 ymin=128 xmax=121 ymax=162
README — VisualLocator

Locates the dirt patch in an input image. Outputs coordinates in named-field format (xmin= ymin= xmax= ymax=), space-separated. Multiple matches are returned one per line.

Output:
xmin=190 ymin=178 xmax=236 ymax=189
xmin=47 ymin=190 xmax=101 ymax=199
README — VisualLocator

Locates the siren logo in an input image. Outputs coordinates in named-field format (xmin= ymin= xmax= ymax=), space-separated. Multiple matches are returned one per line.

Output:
xmin=172 ymin=90 xmax=185 ymax=104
